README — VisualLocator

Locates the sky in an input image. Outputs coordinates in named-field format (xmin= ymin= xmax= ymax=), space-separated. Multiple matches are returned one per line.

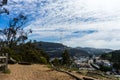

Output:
xmin=0 ymin=0 xmax=120 ymax=49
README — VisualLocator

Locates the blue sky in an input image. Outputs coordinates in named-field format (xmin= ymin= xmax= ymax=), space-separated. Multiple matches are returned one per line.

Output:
xmin=1 ymin=0 xmax=120 ymax=49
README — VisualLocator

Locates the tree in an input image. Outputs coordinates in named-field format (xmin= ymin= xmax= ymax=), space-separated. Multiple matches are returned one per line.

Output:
xmin=62 ymin=49 xmax=71 ymax=65
xmin=0 ymin=0 xmax=9 ymax=14
xmin=0 ymin=0 xmax=7 ymax=6
xmin=52 ymin=58 xmax=60 ymax=66
xmin=0 ymin=0 xmax=32 ymax=48
xmin=0 ymin=14 xmax=32 ymax=48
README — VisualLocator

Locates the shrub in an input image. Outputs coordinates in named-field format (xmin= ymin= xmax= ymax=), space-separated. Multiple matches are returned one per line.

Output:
xmin=39 ymin=57 xmax=48 ymax=64
xmin=51 ymin=58 xmax=60 ymax=66
xmin=100 ymin=66 xmax=112 ymax=72
xmin=4 ymin=69 xmax=11 ymax=74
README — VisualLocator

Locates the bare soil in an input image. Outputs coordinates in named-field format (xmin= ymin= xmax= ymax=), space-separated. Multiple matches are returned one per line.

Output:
xmin=0 ymin=64 xmax=75 ymax=80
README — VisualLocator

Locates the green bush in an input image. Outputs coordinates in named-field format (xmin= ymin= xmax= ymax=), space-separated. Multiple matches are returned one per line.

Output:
xmin=100 ymin=66 xmax=112 ymax=72
xmin=52 ymin=58 xmax=60 ymax=66
xmin=4 ymin=69 xmax=11 ymax=74
xmin=47 ymin=64 xmax=52 ymax=68
xmin=0 ymin=42 xmax=49 ymax=64
xmin=0 ymin=47 xmax=15 ymax=57
xmin=39 ymin=57 xmax=48 ymax=64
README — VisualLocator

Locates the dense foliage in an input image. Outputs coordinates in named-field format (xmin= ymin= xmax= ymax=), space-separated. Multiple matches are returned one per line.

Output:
xmin=0 ymin=41 xmax=49 ymax=64
xmin=62 ymin=49 xmax=71 ymax=65
xmin=101 ymin=50 xmax=120 ymax=69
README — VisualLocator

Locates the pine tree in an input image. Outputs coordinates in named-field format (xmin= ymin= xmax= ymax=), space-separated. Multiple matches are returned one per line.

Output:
xmin=62 ymin=49 xmax=71 ymax=65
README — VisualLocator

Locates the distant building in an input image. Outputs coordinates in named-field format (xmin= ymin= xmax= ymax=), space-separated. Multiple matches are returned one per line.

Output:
xmin=95 ymin=60 xmax=112 ymax=67
xmin=73 ymin=57 xmax=93 ymax=70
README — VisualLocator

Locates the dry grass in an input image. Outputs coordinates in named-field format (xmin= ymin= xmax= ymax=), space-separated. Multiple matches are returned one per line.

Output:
xmin=0 ymin=64 xmax=75 ymax=80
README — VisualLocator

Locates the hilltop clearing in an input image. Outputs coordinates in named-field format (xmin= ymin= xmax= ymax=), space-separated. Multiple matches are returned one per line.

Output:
xmin=0 ymin=64 xmax=75 ymax=80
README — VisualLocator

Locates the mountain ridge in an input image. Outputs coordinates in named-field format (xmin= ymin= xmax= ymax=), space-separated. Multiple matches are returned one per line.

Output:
xmin=35 ymin=41 xmax=113 ymax=57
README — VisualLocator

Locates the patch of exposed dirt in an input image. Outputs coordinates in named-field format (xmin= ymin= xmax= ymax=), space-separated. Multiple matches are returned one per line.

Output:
xmin=0 ymin=64 xmax=75 ymax=80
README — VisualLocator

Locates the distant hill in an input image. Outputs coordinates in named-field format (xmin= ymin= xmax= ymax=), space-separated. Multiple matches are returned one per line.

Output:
xmin=101 ymin=50 xmax=120 ymax=61
xmin=35 ymin=41 xmax=67 ymax=57
xmin=35 ymin=41 xmax=113 ymax=58
xmin=100 ymin=50 xmax=120 ymax=69
xmin=76 ymin=47 xmax=113 ymax=55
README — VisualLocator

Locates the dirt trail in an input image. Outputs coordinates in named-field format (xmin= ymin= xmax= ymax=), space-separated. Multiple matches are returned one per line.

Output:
xmin=0 ymin=64 xmax=75 ymax=80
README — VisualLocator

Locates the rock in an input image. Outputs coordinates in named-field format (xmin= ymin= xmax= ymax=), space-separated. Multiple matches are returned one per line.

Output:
xmin=8 ymin=57 xmax=17 ymax=64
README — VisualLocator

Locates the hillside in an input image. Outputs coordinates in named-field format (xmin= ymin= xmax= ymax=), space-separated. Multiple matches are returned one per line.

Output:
xmin=35 ymin=41 xmax=112 ymax=57
xmin=77 ymin=47 xmax=112 ymax=55
xmin=101 ymin=50 xmax=120 ymax=62
xmin=100 ymin=50 xmax=120 ymax=70
xmin=35 ymin=41 xmax=90 ymax=57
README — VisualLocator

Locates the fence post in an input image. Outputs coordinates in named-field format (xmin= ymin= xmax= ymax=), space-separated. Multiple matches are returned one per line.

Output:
xmin=0 ymin=53 xmax=8 ymax=72
xmin=4 ymin=53 xmax=8 ymax=72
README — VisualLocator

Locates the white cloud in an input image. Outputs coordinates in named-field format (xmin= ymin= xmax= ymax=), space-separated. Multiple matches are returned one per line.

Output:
xmin=2 ymin=0 xmax=120 ymax=49
xmin=59 ymin=19 xmax=120 ymax=50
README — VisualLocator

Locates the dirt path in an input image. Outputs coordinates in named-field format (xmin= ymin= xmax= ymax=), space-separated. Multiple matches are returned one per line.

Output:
xmin=0 ymin=64 xmax=75 ymax=80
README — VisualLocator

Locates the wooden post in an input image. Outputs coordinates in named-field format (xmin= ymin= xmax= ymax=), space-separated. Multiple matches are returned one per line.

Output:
xmin=2 ymin=53 xmax=4 ymax=63
xmin=4 ymin=53 xmax=8 ymax=72
xmin=0 ymin=53 xmax=8 ymax=72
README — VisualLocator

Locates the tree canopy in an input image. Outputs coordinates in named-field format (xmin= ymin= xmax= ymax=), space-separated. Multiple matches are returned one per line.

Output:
xmin=0 ymin=14 xmax=32 ymax=48
xmin=62 ymin=49 xmax=71 ymax=65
